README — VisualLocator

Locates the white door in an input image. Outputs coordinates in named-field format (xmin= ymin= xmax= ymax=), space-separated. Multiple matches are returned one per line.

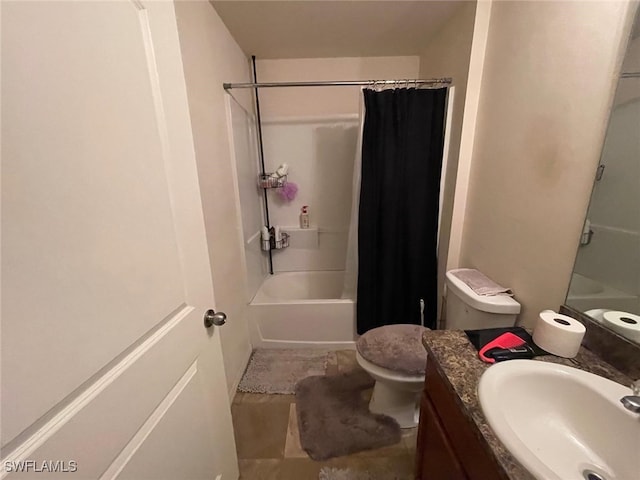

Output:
xmin=1 ymin=1 xmax=238 ymax=479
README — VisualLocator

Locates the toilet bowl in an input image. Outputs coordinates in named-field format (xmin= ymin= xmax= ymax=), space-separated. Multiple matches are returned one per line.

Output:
xmin=356 ymin=351 xmax=425 ymax=428
xmin=355 ymin=324 xmax=428 ymax=428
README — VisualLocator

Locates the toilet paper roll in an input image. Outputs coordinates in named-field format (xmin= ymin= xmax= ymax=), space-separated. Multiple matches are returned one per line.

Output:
xmin=602 ymin=311 xmax=640 ymax=342
xmin=584 ymin=308 xmax=610 ymax=324
xmin=532 ymin=311 xmax=586 ymax=358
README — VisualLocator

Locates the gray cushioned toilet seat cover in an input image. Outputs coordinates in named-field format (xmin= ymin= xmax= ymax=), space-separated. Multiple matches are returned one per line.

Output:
xmin=356 ymin=324 xmax=429 ymax=375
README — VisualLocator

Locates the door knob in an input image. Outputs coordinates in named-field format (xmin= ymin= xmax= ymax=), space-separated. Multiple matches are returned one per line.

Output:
xmin=204 ymin=309 xmax=226 ymax=328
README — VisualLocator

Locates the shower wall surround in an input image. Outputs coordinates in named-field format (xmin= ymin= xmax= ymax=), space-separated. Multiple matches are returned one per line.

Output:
xmin=228 ymin=98 xmax=268 ymax=300
xmin=262 ymin=116 xmax=359 ymax=272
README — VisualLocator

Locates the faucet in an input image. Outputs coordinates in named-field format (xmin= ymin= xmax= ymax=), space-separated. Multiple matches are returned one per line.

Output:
xmin=621 ymin=380 xmax=640 ymax=413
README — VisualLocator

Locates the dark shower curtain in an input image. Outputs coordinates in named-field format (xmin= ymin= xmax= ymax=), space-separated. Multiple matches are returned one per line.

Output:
xmin=357 ymin=87 xmax=447 ymax=334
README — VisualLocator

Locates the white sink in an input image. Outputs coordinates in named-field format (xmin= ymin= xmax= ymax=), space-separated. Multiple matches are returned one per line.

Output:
xmin=478 ymin=360 xmax=639 ymax=480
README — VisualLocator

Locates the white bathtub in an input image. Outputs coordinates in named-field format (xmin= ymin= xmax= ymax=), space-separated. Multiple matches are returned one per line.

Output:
xmin=566 ymin=273 xmax=638 ymax=313
xmin=249 ymin=271 xmax=356 ymax=348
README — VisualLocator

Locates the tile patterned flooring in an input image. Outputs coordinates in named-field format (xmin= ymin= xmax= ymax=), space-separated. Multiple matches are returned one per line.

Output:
xmin=232 ymin=350 xmax=417 ymax=479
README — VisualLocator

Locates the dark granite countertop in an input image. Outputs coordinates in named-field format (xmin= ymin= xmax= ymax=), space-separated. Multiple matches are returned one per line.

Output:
xmin=422 ymin=329 xmax=632 ymax=480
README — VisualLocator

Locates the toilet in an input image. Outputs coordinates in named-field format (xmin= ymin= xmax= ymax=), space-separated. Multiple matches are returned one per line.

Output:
xmin=355 ymin=270 xmax=521 ymax=428
xmin=445 ymin=270 xmax=521 ymax=330
xmin=356 ymin=324 xmax=428 ymax=428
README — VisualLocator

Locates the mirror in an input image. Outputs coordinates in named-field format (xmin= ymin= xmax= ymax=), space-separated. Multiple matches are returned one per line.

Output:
xmin=566 ymin=10 xmax=640 ymax=344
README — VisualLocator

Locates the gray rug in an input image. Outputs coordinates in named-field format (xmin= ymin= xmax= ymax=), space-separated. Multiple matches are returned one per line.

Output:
xmin=318 ymin=467 xmax=411 ymax=480
xmin=238 ymin=348 xmax=329 ymax=394
xmin=296 ymin=370 xmax=402 ymax=460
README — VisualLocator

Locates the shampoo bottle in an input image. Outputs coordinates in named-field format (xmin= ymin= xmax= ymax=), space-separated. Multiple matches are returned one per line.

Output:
xmin=300 ymin=206 xmax=310 ymax=229
xmin=261 ymin=226 xmax=270 ymax=251
xmin=261 ymin=226 xmax=270 ymax=242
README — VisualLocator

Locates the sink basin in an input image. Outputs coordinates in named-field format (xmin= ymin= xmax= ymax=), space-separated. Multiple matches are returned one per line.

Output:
xmin=478 ymin=360 xmax=639 ymax=480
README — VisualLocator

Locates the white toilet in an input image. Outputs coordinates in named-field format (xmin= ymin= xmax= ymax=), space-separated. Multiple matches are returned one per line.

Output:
xmin=445 ymin=270 xmax=521 ymax=330
xmin=355 ymin=324 xmax=428 ymax=428
xmin=355 ymin=270 xmax=521 ymax=429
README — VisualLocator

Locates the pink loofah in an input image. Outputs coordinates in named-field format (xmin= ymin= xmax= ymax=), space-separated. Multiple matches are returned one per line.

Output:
xmin=277 ymin=181 xmax=298 ymax=202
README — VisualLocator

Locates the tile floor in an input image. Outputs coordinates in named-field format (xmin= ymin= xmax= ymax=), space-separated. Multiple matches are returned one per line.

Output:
xmin=231 ymin=350 xmax=417 ymax=479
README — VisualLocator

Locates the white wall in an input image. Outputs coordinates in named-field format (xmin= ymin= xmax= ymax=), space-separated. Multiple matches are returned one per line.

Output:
xmin=256 ymin=56 xmax=420 ymax=117
xmin=255 ymin=56 xmax=420 ymax=272
xmin=457 ymin=0 xmax=635 ymax=327
xmin=418 ymin=1 xmax=477 ymax=323
xmin=174 ymin=1 xmax=253 ymax=399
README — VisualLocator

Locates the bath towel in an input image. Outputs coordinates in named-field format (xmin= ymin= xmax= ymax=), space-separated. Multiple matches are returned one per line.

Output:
xmin=450 ymin=268 xmax=513 ymax=296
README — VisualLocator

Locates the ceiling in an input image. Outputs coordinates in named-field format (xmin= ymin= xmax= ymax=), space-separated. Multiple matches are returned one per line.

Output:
xmin=210 ymin=1 xmax=467 ymax=59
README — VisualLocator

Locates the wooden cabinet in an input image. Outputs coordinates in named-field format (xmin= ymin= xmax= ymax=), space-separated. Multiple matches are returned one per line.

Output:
xmin=416 ymin=392 xmax=466 ymax=479
xmin=415 ymin=361 xmax=507 ymax=480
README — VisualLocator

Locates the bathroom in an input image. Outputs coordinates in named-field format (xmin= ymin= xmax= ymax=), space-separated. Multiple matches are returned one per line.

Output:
xmin=2 ymin=1 xmax=639 ymax=479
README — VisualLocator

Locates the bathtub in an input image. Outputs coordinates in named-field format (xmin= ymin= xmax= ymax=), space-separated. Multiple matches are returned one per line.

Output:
xmin=566 ymin=273 xmax=638 ymax=313
xmin=249 ymin=271 xmax=356 ymax=348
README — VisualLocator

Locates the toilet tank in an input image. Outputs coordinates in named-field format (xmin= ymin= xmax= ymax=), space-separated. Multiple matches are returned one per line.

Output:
xmin=445 ymin=270 xmax=521 ymax=330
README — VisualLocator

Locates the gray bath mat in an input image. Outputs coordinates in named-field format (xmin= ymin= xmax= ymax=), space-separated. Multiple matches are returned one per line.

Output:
xmin=319 ymin=467 xmax=411 ymax=480
xmin=296 ymin=370 xmax=402 ymax=460
xmin=238 ymin=348 xmax=329 ymax=394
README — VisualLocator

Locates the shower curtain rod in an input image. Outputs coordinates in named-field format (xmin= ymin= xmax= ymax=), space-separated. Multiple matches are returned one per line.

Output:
xmin=223 ymin=78 xmax=452 ymax=90
xmin=621 ymin=72 xmax=640 ymax=78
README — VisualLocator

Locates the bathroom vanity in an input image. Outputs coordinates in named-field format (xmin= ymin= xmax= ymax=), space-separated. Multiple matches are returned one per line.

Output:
xmin=415 ymin=329 xmax=632 ymax=480
xmin=415 ymin=356 xmax=509 ymax=479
